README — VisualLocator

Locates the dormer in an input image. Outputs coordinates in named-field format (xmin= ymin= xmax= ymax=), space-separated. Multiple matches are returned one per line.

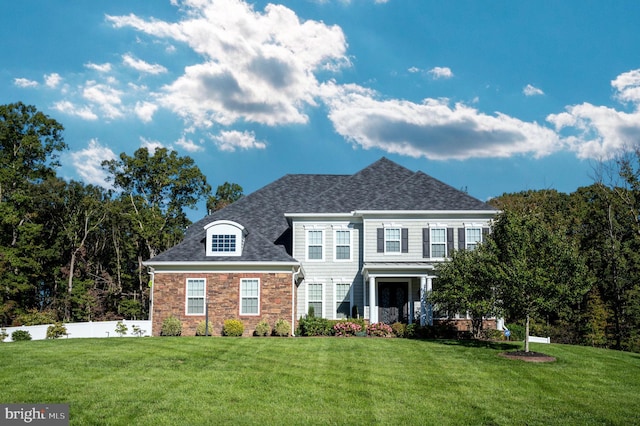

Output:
xmin=204 ymin=220 xmax=247 ymax=257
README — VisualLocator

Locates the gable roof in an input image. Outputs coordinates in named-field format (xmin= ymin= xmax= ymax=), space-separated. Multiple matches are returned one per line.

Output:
xmin=147 ymin=157 xmax=495 ymax=264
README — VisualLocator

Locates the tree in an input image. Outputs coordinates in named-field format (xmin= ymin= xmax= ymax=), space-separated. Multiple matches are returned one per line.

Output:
xmin=206 ymin=182 xmax=243 ymax=213
xmin=0 ymin=103 xmax=67 ymax=324
xmin=433 ymin=244 xmax=500 ymax=339
xmin=491 ymin=209 xmax=590 ymax=352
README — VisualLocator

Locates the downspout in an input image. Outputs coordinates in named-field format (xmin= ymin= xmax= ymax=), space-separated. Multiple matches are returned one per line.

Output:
xmin=147 ymin=267 xmax=155 ymax=335
xmin=291 ymin=266 xmax=302 ymax=337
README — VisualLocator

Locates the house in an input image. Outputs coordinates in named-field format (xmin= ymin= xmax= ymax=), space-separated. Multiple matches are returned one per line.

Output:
xmin=144 ymin=158 xmax=498 ymax=336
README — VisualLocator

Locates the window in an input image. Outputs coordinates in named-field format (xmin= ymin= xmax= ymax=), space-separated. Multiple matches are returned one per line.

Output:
xmin=240 ymin=278 xmax=260 ymax=315
xmin=335 ymin=230 xmax=351 ymax=260
xmin=335 ymin=283 xmax=351 ymax=319
xmin=385 ymin=228 xmax=401 ymax=253
xmin=186 ymin=278 xmax=205 ymax=315
xmin=211 ymin=234 xmax=236 ymax=253
xmin=307 ymin=230 xmax=324 ymax=260
xmin=466 ymin=228 xmax=482 ymax=250
xmin=430 ymin=228 xmax=446 ymax=258
xmin=205 ymin=220 xmax=245 ymax=257
xmin=308 ymin=283 xmax=323 ymax=316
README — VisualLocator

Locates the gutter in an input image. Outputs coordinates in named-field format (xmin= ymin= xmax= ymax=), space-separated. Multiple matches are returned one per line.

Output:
xmin=291 ymin=266 xmax=303 ymax=337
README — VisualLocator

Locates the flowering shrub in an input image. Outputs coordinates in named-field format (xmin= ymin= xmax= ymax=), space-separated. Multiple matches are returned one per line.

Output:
xmin=333 ymin=321 xmax=362 ymax=337
xmin=367 ymin=322 xmax=394 ymax=337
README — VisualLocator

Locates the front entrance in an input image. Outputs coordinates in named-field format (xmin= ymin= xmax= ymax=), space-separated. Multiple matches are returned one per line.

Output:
xmin=378 ymin=282 xmax=409 ymax=324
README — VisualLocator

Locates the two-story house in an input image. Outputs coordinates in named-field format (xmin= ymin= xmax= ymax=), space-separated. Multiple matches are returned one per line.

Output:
xmin=144 ymin=158 xmax=498 ymax=336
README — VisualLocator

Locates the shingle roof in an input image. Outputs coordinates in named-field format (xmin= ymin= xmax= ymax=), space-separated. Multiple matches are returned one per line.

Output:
xmin=147 ymin=157 xmax=494 ymax=263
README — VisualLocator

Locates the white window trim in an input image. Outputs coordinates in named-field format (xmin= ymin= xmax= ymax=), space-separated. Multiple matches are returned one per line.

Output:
xmin=307 ymin=281 xmax=324 ymax=318
xmin=430 ymin=226 xmax=447 ymax=259
xmin=204 ymin=220 xmax=246 ymax=257
xmin=333 ymin=229 xmax=352 ymax=262
xmin=465 ymin=227 xmax=483 ymax=250
xmin=306 ymin=229 xmax=325 ymax=262
xmin=384 ymin=226 xmax=402 ymax=255
xmin=239 ymin=278 xmax=260 ymax=316
xmin=333 ymin=281 xmax=351 ymax=320
xmin=185 ymin=278 xmax=206 ymax=316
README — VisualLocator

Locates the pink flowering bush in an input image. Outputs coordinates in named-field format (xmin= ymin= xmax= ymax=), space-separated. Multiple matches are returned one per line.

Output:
xmin=367 ymin=322 xmax=394 ymax=337
xmin=333 ymin=321 xmax=362 ymax=337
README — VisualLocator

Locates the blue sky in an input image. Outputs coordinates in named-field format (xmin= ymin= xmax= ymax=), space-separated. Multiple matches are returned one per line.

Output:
xmin=3 ymin=0 xmax=640 ymax=220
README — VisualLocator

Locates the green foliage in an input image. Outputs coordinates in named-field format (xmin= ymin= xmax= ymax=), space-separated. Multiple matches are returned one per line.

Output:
xmin=14 ymin=309 xmax=57 ymax=326
xmin=273 ymin=319 xmax=290 ymax=337
xmin=131 ymin=325 xmax=145 ymax=337
xmin=11 ymin=330 xmax=32 ymax=341
xmin=196 ymin=320 xmax=214 ymax=336
xmin=296 ymin=316 xmax=332 ymax=336
xmin=115 ymin=321 xmax=128 ymax=337
xmin=307 ymin=305 xmax=315 ymax=318
xmin=206 ymin=182 xmax=243 ymax=213
xmin=254 ymin=320 xmax=271 ymax=337
xmin=367 ymin=322 xmax=394 ymax=337
xmin=46 ymin=322 xmax=68 ymax=339
xmin=583 ymin=288 xmax=609 ymax=347
xmin=0 ymin=328 xmax=8 ymax=342
xmin=222 ymin=319 xmax=244 ymax=337
xmin=118 ymin=299 xmax=143 ymax=320
xmin=391 ymin=322 xmax=406 ymax=337
xmin=333 ymin=321 xmax=362 ymax=337
xmin=505 ymin=323 xmax=525 ymax=341
xmin=160 ymin=316 xmax=182 ymax=336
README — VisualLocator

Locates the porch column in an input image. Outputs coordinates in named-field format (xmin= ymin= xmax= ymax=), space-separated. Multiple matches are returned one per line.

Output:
xmin=368 ymin=275 xmax=377 ymax=323
xmin=427 ymin=277 xmax=433 ymax=326
xmin=420 ymin=276 xmax=427 ymax=326
xmin=408 ymin=280 xmax=414 ymax=324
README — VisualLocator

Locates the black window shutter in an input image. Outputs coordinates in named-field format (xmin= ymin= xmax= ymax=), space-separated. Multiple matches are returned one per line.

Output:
xmin=422 ymin=228 xmax=430 ymax=258
xmin=401 ymin=228 xmax=409 ymax=253
xmin=482 ymin=227 xmax=490 ymax=239
xmin=377 ymin=228 xmax=384 ymax=253
xmin=447 ymin=228 xmax=454 ymax=256
xmin=458 ymin=228 xmax=465 ymax=250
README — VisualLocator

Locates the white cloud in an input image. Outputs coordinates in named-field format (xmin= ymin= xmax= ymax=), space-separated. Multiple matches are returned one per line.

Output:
xmin=211 ymin=130 xmax=267 ymax=152
xmin=134 ymin=101 xmax=158 ymax=122
xmin=44 ymin=73 xmax=62 ymax=88
xmin=85 ymin=62 xmax=112 ymax=73
xmin=139 ymin=136 xmax=164 ymax=153
xmin=321 ymin=82 xmax=561 ymax=160
xmin=427 ymin=67 xmax=453 ymax=80
xmin=109 ymin=0 xmax=349 ymax=128
xmin=52 ymin=101 xmax=99 ymax=121
xmin=82 ymin=81 xmax=124 ymax=119
xmin=14 ymin=78 xmax=38 ymax=88
xmin=176 ymin=135 xmax=204 ymax=152
xmin=70 ymin=139 xmax=117 ymax=186
xmin=523 ymin=84 xmax=544 ymax=96
xmin=408 ymin=66 xmax=420 ymax=73
xmin=547 ymin=68 xmax=640 ymax=160
xmin=122 ymin=53 xmax=168 ymax=74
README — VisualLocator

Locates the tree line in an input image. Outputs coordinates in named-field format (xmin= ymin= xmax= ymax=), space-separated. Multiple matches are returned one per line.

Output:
xmin=434 ymin=152 xmax=640 ymax=352
xmin=0 ymin=103 xmax=241 ymax=326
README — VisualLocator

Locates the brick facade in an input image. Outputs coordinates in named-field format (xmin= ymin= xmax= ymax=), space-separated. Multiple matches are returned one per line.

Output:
xmin=152 ymin=272 xmax=294 ymax=336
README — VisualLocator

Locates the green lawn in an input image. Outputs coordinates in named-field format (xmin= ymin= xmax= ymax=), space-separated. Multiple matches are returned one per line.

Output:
xmin=1 ymin=337 xmax=638 ymax=425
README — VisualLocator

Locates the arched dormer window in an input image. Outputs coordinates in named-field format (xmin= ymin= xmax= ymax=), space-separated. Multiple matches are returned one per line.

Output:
xmin=204 ymin=220 xmax=246 ymax=257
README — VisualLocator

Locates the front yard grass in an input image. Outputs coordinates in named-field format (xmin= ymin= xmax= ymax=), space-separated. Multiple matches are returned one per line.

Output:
xmin=1 ymin=337 xmax=638 ymax=425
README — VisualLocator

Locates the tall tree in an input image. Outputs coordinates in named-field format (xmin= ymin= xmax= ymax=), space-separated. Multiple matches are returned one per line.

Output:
xmin=0 ymin=103 xmax=67 ymax=324
xmin=206 ymin=182 xmax=243 ymax=213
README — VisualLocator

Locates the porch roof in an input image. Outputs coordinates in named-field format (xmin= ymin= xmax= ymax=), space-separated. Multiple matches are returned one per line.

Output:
xmin=362 ymin=261 xmax=436 ymax=280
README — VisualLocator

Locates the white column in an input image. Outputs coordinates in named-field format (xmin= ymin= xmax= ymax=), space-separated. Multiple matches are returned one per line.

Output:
xmin=420 ymin=276 xmax=427 ymax=326
xmin=427 ymin=277 xmax=433 ymax=326
xmin=408 ymin=280 xmax=414 ymax=324
xmin=368 ymin=276 xmax=377 ymax=323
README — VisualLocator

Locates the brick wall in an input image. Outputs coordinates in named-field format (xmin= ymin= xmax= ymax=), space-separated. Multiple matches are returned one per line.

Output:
xmin=152 ymin=272 xmax=294 ymax=336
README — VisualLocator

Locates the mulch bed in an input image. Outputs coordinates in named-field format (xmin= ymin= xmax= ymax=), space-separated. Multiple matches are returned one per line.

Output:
xmin=498 ymin=351 xmax=556 ymax=363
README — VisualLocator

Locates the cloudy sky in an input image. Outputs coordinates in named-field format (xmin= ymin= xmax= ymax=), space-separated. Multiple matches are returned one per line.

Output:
xmin=3 ymin=0 xmax=640 ymax=219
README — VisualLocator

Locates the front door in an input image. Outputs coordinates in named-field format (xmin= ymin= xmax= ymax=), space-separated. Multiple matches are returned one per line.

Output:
xmin=378 ymin=282 xmax=408 ymax=324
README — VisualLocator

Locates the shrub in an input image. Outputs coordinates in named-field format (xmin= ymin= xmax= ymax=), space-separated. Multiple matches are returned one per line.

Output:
xmin=296 ymin=316 xmax=332 ymax=336
xmin=196 ymin=320 xmax=214 ymax=336
xmin=14 ymin=309 xmax=57 ymax=326
xmin=505 ymin=323 xmax=525 ymax=341
xmin=307 ymin=305 xmax=315 ymax=318
xmin=46 ymin=322 xmax=68 ymax=339
xmin=160 ymin=316 xmax=182 ymax=336
xmin=273 ymin=319 xmax=290 ymax=337
xmin=11 ymin=330 xmax=32 ymax=342
xmin=482 ymin=328 xmax=504 ymax=341
xmin=0 ymin=328 xmax=8 ymax=342
xmin=254 ymin=320 xmax=271 ymax=337
xmin=367 ymin=322 xmax=394 ymax=337
xmin=405 ymin=323 xmax=417 ymax=338
xmin=223 ymin=319 xmax=244 ymax=337
xmin=391 ymin=322 xmax=406 ymax=338
xmin=333 ymin=321 xmax=362 ymax=337
xmin=132 ymin=325 xmax=146 ymax=337
xmin=115 ymin=321 xmax=128 ymax=337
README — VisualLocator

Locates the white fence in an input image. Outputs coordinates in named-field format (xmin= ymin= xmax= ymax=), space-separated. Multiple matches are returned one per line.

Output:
xmin=528 ymin=335 xmax=551 ymax=344
xmin=1 ymin=320 xmax=152 ymax=342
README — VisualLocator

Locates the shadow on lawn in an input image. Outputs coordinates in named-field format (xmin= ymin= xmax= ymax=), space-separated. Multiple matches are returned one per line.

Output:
xmin=429 ymin=339 xmax=521 ymax=351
